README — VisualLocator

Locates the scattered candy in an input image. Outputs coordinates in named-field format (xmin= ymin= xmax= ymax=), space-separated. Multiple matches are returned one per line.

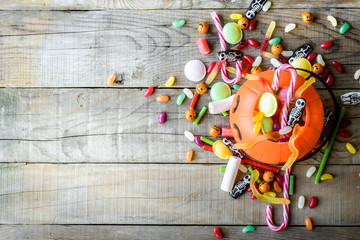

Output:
xmin=250 ymin=66 xmax=262 ymax=74
xmin=209 ymin=126 xmax=221 ymax=137
xmin=291 ymin=58 xmax=312 ymax=78
xmin=316 ymin=54 xmax=325 ymax=66
xmin=210 ymin=82 xmax=231 ymax=101
xmin=305 ymin=217 xmax=313 ymax=230
xmin=253 ymin=121 xmax=262 ymax=135
xmin=245 ymin=0 xmax=267 ymax=19
xmin=261 ymin=118 xmax=273 ymax=134
xmin=338 ymin=129 xmax=351 ymax=138
xmin=213 ymin=140 xmax=233 ymax=159
xmin=269 ymin=37 xmax=281 ymax=46
xmin=281 ymin=50 xmax=293 ymax=57
xmin=263 ymin=171 xmax=275 ymax=182
xmin=259 ymin=181 xmax=270 ymax=193
xmin=203 ymin=143 xmax=213 ymax=152
xmin=312 ymin=63 xmax=323 ymax=75
xmin=270 ymin=58 xmax=282 ymax=67
xmin=306 ymin=166 xmax=317 ymax=178
xmin=218 ymin=49 xmax=243 ymax=62
xmin=230 ymin=13 xmax=242 ymax=20
xmin=223 ymin=138 xmax=246 ymax=159
xmin=320 ymin=40 xmax=333 ymax=49
xmin=340 ymin=119 xmax=352 ymax=129
xmin=193 ymin=106 xmax=207 ymax=125
xmin=186 ymin=149 xmax=194 ymax=162
xmin=271 ymin=43 xmax=283 ymax=55
xmin=207 ymin=62 xmax=216 ymax=74
xmin=197 ymin=22 xmax=209 ymax=34
xmin=243 ymin=54 xmax=254 ymax=65
xmin=158 ymin=112 xmax=166 ymax=124
xmin=223 ymin=22 xmax=243 ymax=44
xmin=309 ymin=196 xmax=317 ymax=208
xmin=195 ymin=136 xmax=204 ymax=147
xmin=346 ymin=142 xmax=356 ymax=154
xmin=302 ymin=12 xmax=314 ymax=24
xmin=288 ymin=43 xmax=313 ymax=64
xmin=285 ymin=23 xmax=296 ymax=33
xmin=107 ymin=74 xmax=117 ymax=86
xmin=320 ymin=173 xmax=333 ymax=181
xmin=264 ymin=192 xmax=276 ymax=198
xmin=332 ymin=60 xmax=343 ymax=72
xmin=184 ymin=60 xmax=206 ymax=82
xmin=339 ymin=22 xmax=350 ymax=35
xmin=197 ymin=38 xmax=210 ymax=55
xmin=143 ymin=86 xmax=154 ymax=97
xmin=289 ymin=175 xmax=294 ymax=195
xmin=354 ymin=69 xmax=360 ymax=80
xmin=230 ymin=175 xmax=251 ymax=199
xmin=176 ymin=93 xmax=186 ymax=105
xmin=205 ymin=61 xmax=221 ymax=85
xmin=319 ymin=67 xmax=330 ymax=79
xmin=173 ymin=20 xmax=185 ymax=28
xmin=242 ymin=225 xmax=255 ymax=233
xmin=252 ymin=56 xmax=262 ymax=67
xmin=249 ymin=19 xmax=256 ymax=31
xmin=275 ymin=174 xmax=284 ymax=186
xmin=273 ymin=181 xmax=282 ymax=193
xmin=156 ymin=95 xmax=169 ymax=103
xmin=232 ymin=40 xmax=248 ymax=50
xmin=238 ymin=17 xmax=249 ymax=29
xmin=184 ymin=109 xmax=196 ymax=121
xmin=326 ymin=73 xmax=334 ymax=86
xmin=183 ymin=88 xmax=194 ymax=99
xmin=340 ymin=92 xmax=360 ymax=105
xmin=279 ymin=126 xmax=292 ymax=135
xmin=165 ymin=76 xmax=175 ymax=87
xmin=259 ymin=92 xmax=277 ymax=117
xmin=213 ymin=227 xmax=222 ymax=239
xmin=327 ymin=15 xmax=337 ymax=27
xmin=298 ymin=196 xmax=305 ymax=209
xmin=306 ymin=52 xmax=317 ymax=62
xmin=262 ymin=1 xmax=272 ymax=12
xmin=184 ymin=131 xmax=195 ymax=141
xmin=247 ymin=38 xmax=260 ymax=48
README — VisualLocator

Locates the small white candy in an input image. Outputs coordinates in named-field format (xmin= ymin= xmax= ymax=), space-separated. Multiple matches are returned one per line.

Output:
xmin=252 ymin=56 xmax=262 ymax=67
xmin=238 ymin=164 xmax=248 ymax=173
xmin=281 ymin=50 xmax=293 ymax=57
xmin=184 ymin=131 xmax=195 ymax=141
xmin=183 ymin=88 xmax=193 ymax=99
xmin=327 ymin=15 xmax=337 ymax=27
xmin=306 ymin=166 xmax=317 ymax=178
xmin=354 ymin=69 xmax=360 ymax=80
xmin=285 ymin=23 xmax=296 ymax=33
xmin=262 ymin=1 xmax=272 ymax=12
xmin=279 ymin=126 xmax=292 ymax=135
xmin=316 ymin=54 xmax=325 ymax=66
xmin=298 ymin=196 xmax=305 ymax=209
xmin=270 ymin=58 xmax=282 ymax=67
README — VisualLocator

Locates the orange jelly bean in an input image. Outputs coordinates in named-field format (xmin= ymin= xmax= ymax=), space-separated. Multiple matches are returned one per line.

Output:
xmin=273 ymin=180 xmax=282 ymax=192
xmin=156 ymin=95 xmax=170 ymax=102
xmin=186 ymin=149 xmax=194 ymax=162
xmin=305 ymin=217 xmax=313 ymax=230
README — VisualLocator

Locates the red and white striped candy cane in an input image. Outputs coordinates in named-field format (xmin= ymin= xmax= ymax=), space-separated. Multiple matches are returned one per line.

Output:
xmin=211 ymin=12 xmax=242 ymax=85
xmin=272 ymin=64 xmax=297 ymax=128
xmin=266 ymin=166 xmax=292 ymax=232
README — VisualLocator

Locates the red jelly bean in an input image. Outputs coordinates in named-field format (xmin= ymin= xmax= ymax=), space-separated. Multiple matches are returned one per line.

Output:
xmin=250 ymin=193 xmax=256 ymax=200
xmin=207 ymin=62 xmax=216 ymax=74
xmin=320 ymin=40 xmax=333 ymax=49
xmin=332 ymin=61 xmax=343 ymax=72
xmin=247 ymin=186 xmax=252 ymax=192
xmin=325 ymin=73 xmax=334 ymax=86
xmin=243 ymin=55 xmax=254 ymax=65
xmin=233 ymin=40 xmax=248 ymax=50
xmin=309 ymin=196 xmax=317 ymax=208
xmin=275 ymin=174 xmax=284 ymax=186
xmin=254 ymin=167 xmax=264 ymax=179
xmin=213 ymin=227 xmax=222 ymax=239
xmin=249 ymin=19 xmax=256 ymax=31
xmin=338 ymin=129 xmax=351 ymax=138
xmin=247 ymin=38 xmax=260 ymax=48
xmin=319 ymin=67 xmax=330 ymax=79
xmin=306 ymin=52 xmax=317 ymax=62
xmin=340 ymin=119 xmax=352 ymax=129
xmin=278 ymin=55 xmax=287 ymax=64
xmin=143 ymin=86 xmax=154 ymax=97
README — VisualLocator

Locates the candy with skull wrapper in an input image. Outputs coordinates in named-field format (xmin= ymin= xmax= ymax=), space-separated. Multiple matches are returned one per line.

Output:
xmin=223 ymin=138 xmax=246 ymax=159
xmin=287 ymin=43 xmax=313 ymax=64
xmin=341 ymin=92 xmax=360 ymax=105
xmin=245 ymin=0 xmax=267 ymax=20
xmin=230 ymin=175 xmax=251 ymax=199
xmin=287 ymin=98 xmax=306 ymax=127
xmin=217 ymin=50 xmax=243 ymax=62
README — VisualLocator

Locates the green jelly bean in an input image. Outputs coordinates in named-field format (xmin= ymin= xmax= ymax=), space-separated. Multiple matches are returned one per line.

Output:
xmin=176 ymin=93 xmax=186 ymax=105
xmin=193 ymin=106 xmax=207 ymax=125
xmin=242 ymin=225 xmax=255 ymax=233
xmin=269 ymin=37 xmax=281 ymax=45
xmin=200 ymin=136 xmax=215 ymax=146
xmin=339 ymin=22 xmax=350 ymax=35
xmin=289 ymin=175 xmax=294 ymax=195
xmin=233 ymin=84 xmax=240 ymax=91
xmin=173 ymin=20 xmax=185 ymax=28
xmin=220 ymin=166 xmax=227 ymax=172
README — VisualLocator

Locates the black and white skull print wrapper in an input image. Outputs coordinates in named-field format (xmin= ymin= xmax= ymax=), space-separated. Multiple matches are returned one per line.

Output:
xmin=287 ymin=43 xmax=313 ymax=64
xmin=229 ymin=175 xmax=251 ymax=199
xmin=323 ymin=109 xmax=333 ymax=127
xmin=287 ymin=98 xmax=306 ymax=127
xmin=217 ymin=50 xmax=243 ymax=62
xmin=245 ymin=0 xmax=267 ymax=20
xmin=223 ymin=138 xmax=246 ymax=159
xmin=340 ymin=92 xmax=360 ymax=105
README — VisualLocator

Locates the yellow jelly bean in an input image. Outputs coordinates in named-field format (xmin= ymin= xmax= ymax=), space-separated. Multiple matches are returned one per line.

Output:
xmin=253 ymin=121 xmax=262 ymax=135
xmin=322 ymin=141 xmax=329 ymax=150
xmin=226 ymin=66 xmax=237 ymax=74
xmin=264 ymin=192 xmax=276 ymax=198
xmin=253 ymin=112 xmax=264 ymax=122
xmin=346 ymin=143 xmax=356 ymax=154
xmin=320 ymin=173 xmax=333 ymax=181
xmin=166 ymin=76 xmax=175 ymax=87
xmin=230 ymin=13 xmax=243 ymax=20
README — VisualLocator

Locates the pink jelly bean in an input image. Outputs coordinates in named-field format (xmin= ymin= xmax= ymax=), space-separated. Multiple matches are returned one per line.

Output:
xmin=158 ymin=112 xmax=166 ymax=124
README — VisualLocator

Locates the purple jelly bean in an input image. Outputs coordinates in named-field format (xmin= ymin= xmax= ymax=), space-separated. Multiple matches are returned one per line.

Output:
xmin=195 ymin=136 xmax=204 ymax=147
xmin=158 ymin=112 xmax=166 ymax=124
xmin=273 ymin=122 xmax=280 ymax=131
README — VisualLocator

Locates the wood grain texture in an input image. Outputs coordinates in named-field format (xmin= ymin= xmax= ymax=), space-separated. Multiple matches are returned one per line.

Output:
xmin=0 ymin=88 xmax=358 ymax=164
xmin=0 ymin=163 xmax=358 ymax=225
xmin=0 ymin=9 xmax=358 ymax=87
xmin=0 ymin=0 xmax=359 ymax=10
xmin=0 ymin=225 xmax=359 ymax=240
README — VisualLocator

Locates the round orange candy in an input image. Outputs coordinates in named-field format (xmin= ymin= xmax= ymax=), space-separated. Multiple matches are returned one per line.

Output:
xmin=209 ymin=126 xmax=221 ymax=137
xmin=271 ymin=43 xmax=283 ymax=55
xmin=185 ymin=109 xmax=197 ymax=121
xmin=302 ymin=12 xmax=314 ymax=24
xmin=259 ymin=181 xmax=270 ymax=193
xmin=251 ymin=66 xmax=262 ymax=74
xmin=196 ymin=83 xmax=208 ymax=95
xmin=237 ymin=17 xmax=249 ymax=29
xmin=198 ymin=22 xmax=209 ymax=34
xmin=263 ymin=171 xmax=275 ymax=182
xmin=312 ymin=63 xmax=323 ymax=75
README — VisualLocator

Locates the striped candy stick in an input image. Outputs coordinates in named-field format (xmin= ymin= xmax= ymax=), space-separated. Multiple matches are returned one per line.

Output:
xmin=211 ymin=12 xmax=226 ymax=51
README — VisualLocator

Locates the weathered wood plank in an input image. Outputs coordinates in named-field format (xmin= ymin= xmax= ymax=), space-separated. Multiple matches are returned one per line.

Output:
xmin=0 ymin=88 xmax=358 ymax=164
xmin=0 ymin=9 xmax=358 ymax=87
xmin=0 ymin=0 xmax=359 ymax=10
xmin=0 ymin=164 xmax=358 ymax=225
xmin=0 ymin=225 xmax=359 ymax=240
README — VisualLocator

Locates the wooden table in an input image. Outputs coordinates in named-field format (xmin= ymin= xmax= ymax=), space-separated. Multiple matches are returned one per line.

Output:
xmin=0 ymin=1 xmax=359 ymax=239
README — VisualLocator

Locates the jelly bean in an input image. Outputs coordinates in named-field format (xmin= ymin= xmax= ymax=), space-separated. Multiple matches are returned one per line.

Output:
xmin=203 ymin=143 xmax=213 ymax=152
xmin=354 ymin=69 xmax=360 ymax=80
xmin=186 ymin=149 xmax=194 ymax=162
xmin=273 ymin=122 xmax=280 ymax=131
xmin=279 ymin=126 xmax=292 ymax=135
xmin=253 ymin=121 xmax=262 ymax=135
xmin=320 ymin=40 xmax=332 ymax=49
xmin=197 ymin=22 xmax=209 ymax=34
xmin=332 ymin=60 xmax=343 ymax=72
xmin=278 ymin=55 xmax=287 ymax=64
xmin=143 ymin=86 xmax=154 ymax=97
xmin=239 ymin=164 xmax=248 ymax=173
xmin=184 ymin=131 xmax=195 ymax=141
xmin=226 ymin=66 xmax=236 ymax=74
xmin=195 ymin=136 xmax=204 ymax=147
xmin=247 ymin=186 xmax=252 ymax=192
xmin=339 ymin=22 xmax=350 ymax=35
xmin=327 ymin=15 xmax=337 ymax=27
xmin=209 ymin=126 xmax=221 ymax=138
xmin=338 ymin=129 xmax=351 ymax=138
xmin=213 ymin=140 xmax=233 ymax=159
xmin=173 ymin=20 xmax=185 ymax=27
xmin=207 ymin=62 xmax=216 ymax=74
xmin=302 ymin=12 xmax=314 ymax=24
xmin=271 ymin=43 xmax=283 ymax=55
xmin=253 ymin=112 xmax=264 ymax=123
xmin=316 ymin=54 xmax=325 ymax=66
xmin=213 ymin=227 xmax=222 ymax=239
xmin=193 ymin=106 xmax=207 ymax=125
xmin=306 ymin=166 xmax=316 ymax=178
xmin=166 ymin=76 xmax=175 ymax=87
xmin=223 ymin=22 xmax=243 ymax=44
xmin=242 ymin=225 xmax=255 ymax=233
xmin=183 ymin=88 xmax=193 ymax=99
xmin=309 ymin=196 xmax=317 ymax=208
xmin=263 ymin=171 xmax=275 ymax=182
xmin=184 ymin=60 xmax=206 ymax=82
xmin=233 ymin=84 xmax=240 ymax=91
xmin=262 ymin=1 xmax=271 ymax=11
xmin=285 ymin=23 xmax=296 ymax=32
xmin=250 ymin=192 xmax=256 ymax=200
xmin=249 ymin=19 xmax=256 ymax=31
xmin=306 ymin=52 xmax=317 ymax=62
xmin=319 ymin=67 xmax=330 ymax=79
xmin=325 ymin=73 xmax=334 ymax=86
xmin=264 ymin=192 xmax=276 ymax=198
xmin=270 ymin=58 xmax=282 ymax=68
xmin=298 ymin=196 xmax=305 ymax=209
xmin=289 ymin=175 xmax=294 ymax=195
xmin=220 ymin=166 xmax=226 ymax=172
xmin=346 ymin=143 xmax=356 ymax=154
xmin=197 ymin=38 xmax=210 ymax=55
xmin=275 ymin=174 xmax=284 ymax=186
xmin=176 ymin=93 xmax=186 ymax=105
xmin=232 ymin=40 xmax=248 ymax=50
xmin=268 ymin=37 xmax=281 ymax=46
xmin=305 ymin=217 xmax=313 ymax=230
xmin=107 ymin=74 xmax=117 ymax=86
xmin=281 ymin=50 xmax=293 ymax=57
xmin=243 ymin=54 xmax=254 ymax=65
xmin=340 ymin=119 xmax=352 ymax=129
xmin=247 ymin=38 xmax=259 ymax=48
xmin=254 ymin=167 xmax=264 ymax=179
xmin=156 ymin=95 xmax=169 ymax=103
xmin=320 ymin=173 xmax=333 ymax=181
xmin=273 ymin=180 xmax=282 ymax=193
xmin=252 ymin=56 xmax=262 ymax=67
xmin=158 ymin=112 xmax=166 ymax=124
xmin=238 ymin=17 xmax=249 ymax=29
xmin=230 ymin=13 xmax=242 ymax=20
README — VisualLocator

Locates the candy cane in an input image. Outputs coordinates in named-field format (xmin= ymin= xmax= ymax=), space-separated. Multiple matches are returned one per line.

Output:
xmin=266 ymin=167 xmax=292 ymax=232
xmin=272 ymin=64 xmax=297 ymax=128
xmin=211 ymin=12 xmax=242 ymax=85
